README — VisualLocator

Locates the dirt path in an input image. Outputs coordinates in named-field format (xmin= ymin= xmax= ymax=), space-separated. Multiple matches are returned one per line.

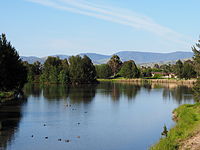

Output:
xmin=180 ymin=128 xmax=200 ymax=150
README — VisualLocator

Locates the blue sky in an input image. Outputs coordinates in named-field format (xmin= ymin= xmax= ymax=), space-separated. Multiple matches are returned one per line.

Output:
xmin=0 ymin=0 xmax=199 ymax=57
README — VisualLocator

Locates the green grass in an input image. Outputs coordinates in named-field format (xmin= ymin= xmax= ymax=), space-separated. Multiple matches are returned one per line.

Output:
xmin=0 ymin=91 xmax=15 ymax=99
xmin=97 ymin=78 xmax=126 ymax=82
xmin=151 ymin=103 xmax=200 ymax=150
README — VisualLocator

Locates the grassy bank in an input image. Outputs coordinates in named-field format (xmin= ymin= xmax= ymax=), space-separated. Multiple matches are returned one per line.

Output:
xmin=151 ymin=103 xmax=200 ymax=150
xmin=98 ymin=78 xmax=196 ymax=84
xmin=0 ymin=91 xmax=15 ymax=100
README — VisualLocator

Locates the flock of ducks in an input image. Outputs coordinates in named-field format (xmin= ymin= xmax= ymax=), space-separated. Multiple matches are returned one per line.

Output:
xmin=30 ymin=104 xmax=87 ymax=144
xmin=30 ymin=123 xmax=81 ymax=143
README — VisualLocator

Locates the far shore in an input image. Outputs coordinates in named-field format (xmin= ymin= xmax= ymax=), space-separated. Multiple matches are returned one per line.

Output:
xmin=98 ymin=78 xmax=196 ymax=85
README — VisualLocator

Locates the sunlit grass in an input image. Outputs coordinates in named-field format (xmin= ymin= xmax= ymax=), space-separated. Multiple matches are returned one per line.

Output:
xmin=151 ymin=103 xmax=200 ymax=150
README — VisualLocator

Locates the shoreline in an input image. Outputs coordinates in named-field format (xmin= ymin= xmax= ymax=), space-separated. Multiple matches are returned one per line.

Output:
xmin=151 ymin=103 xmax=200 ymax=150
xmin=98 ymin=78 xmax=196 ymax=85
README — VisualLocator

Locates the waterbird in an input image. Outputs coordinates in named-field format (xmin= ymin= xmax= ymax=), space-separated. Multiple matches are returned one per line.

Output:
xmin=58 ymin=139 xmax=62 ymax=141
xmin=45 ymin=137 xmax=48 ymax=139
xmin=31 ymin=135 xmax=34 ymax=138
xmin=65 ymin=140 xmax=70 ymax=143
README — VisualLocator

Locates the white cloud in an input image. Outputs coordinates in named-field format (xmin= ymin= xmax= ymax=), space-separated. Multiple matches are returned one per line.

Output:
xmin=25 ymin=0 xmax=191 ymax=46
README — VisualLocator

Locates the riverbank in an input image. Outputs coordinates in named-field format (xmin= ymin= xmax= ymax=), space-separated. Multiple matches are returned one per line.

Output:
xmin=98 ymin=78 xmax=196 ymax=85
xmin=151 ymin=103 xmax=200 ymax=150
xmin=0 ymin=92 xmax=15 ymax=102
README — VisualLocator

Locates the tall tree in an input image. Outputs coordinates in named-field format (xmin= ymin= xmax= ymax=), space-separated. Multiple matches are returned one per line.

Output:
xmin=59 ymin=59 xmax=70 ymax=84
xmin=119 ymin=60 xmax=140 ymax=78
xmin=192 ymin=38 xmax=200 ymax=76
xmin=68 ymin=55 xmax=84 ymax=84
xmin=192 ymin=37 xmax=200 ymax=101
xmin=95 ymin=64 xmax=112 ymax=79
xmin=82 ymin=55 xmax=96 ymax=83
xmin=174 ymin=60 xmax=183 ymax=78
xmin=40 ymin=57 xmax=62 ymax=83
xmin=107 ymin=55 xmax=122 ymax=76
xmin=182 ymin=61 xmax=196 ymax=79
xmin=0 ymin=34 xmax=27 ymax=92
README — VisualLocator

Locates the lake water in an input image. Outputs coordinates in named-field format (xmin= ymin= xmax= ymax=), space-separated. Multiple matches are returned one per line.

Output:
xmin=0 ymin=82 xmax=194 ymax=150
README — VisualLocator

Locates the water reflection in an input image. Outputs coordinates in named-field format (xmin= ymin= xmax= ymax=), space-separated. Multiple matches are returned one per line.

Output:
xmin=0 ymin=98 xmax=27 ymax=150
xmin=162 ymin=85 xmax=193 ymax=104
xmin=0 ymin=82 xmax=194 ymax=150
xmin=98 ymin=82 xmax=141 ymax=101
xmin=98 ymin=82 xmax=193 ymax=103
xmin=24 ymin=84 xmax=42 ymax=97
xmin=24 ymin=82 xmax=193 ymax=104
xmin=24 ymin=84 xmax=98 ymax=104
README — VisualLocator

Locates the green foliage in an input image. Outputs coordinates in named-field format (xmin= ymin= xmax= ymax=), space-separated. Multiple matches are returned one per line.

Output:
xmin=119 ymin=60 xmax=140 ymax=78
xmin=95 ymin=64 xmax=112 ymax=79
xmin=153 ymin=73 xmax=163 ymax=79
xmin=24 ymin=61 xmax=42 ymax=82
xmin=151 ymin=103 xmax=200 ymax=150
xmin=193 ymin=77 xmax=200 ymax=102
xmin=161 ymin=125 xmax=168 ymax=137
xmin=160 ymin=64 xmax=172 ymax=73
xmin=0 ymin=34 xmax=27 ymax=92
xmin=69 ymin=55 xmax=96 ymax=84
xmin=0 ymin=91 xmax=15 ymax=99
xmin=107 ymin=55 xmax=122 ymax=76
xmin=82 ymin=55 xmax=97 ymax=83
xmin=68 ymin=55 xmax=84 ymax=84
xmin=174 ymin=60 xmax=184 ymax=78
xmin=182 ymin=61 xmax=196 ymax=79
xmin=40 ymin=57 xmax=70 ymax=84
xmin=192 ymin=38 xmax=200 ymax=76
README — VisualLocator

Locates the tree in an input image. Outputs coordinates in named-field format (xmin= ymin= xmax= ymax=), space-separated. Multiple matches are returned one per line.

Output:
xmin=95 ymin=64 xmax=112 ymax=79
xmin=192 ymin=37 xmax=200 ymax=101
xmin=82 ymin=55 xmax=96 ymax=83
xmin=68 ymin=55 xmax=84 ymax=84
xmin=160 ymin=64 xmax=172 ymax=73
xmin=58 ymin=59 xmax=70 ymax=84
xmin=119 ymin=60 xmax=140 ymax=78
xmin=68 ymin=55 xmax=96 ymax=84
xmin=182 ymin=61 xmax=196 ymax=79
xmin=174 ymin=60 xmax=183 ymax=78
xmin=192 ymin=38 xmax=200 ymax=76
xmin=24 ymin=61 xmax=42 ymax=82
xmin=0 ymin=34 xmax=27 ymax=92
xmin=193 ymin=78 xmax=200 ymax=102
xmin=107 ymin=55 xmax=122 ymax=76
xmin=40 ymin=57 xmax=62 ymax=83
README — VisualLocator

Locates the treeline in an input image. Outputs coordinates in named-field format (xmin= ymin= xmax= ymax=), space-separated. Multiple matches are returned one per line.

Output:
xmin=24 ymin=55 xmax=97 ymax=84
xmin=95 ymin=55 xmax=197 ymax=80
xmin=25 ymin=50 xmax=199 ymax=84
xmin=95 ymin=55 xmax=140 ymax=79
xmin=23 ymin=37 xmax=200 ymax=82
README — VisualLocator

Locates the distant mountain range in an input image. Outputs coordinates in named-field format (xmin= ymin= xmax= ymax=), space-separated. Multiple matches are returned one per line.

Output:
xmin=21 ymin=51 xmax=193 ymax=65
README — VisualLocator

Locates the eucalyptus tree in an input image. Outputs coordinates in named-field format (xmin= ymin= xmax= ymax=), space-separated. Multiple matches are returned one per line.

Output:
xmin=107 ymin=55 xmax=122 ymax=76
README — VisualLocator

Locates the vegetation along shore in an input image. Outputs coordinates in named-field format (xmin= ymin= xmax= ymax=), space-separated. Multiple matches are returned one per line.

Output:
xmin=151 ymin=103 xmax=200 ymax=150
xmin=150 ymin=39 xmax=200 ymax=150
xmin=98 ymin=78 xmax=196 ymax=85
xmin=1 ymin=33 xmax=200 ymax=150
